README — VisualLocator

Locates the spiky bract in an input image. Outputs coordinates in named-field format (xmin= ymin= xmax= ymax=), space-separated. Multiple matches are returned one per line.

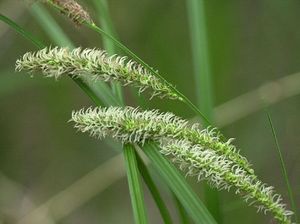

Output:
xmin=16 ymin=47 xmax=181 ymax=100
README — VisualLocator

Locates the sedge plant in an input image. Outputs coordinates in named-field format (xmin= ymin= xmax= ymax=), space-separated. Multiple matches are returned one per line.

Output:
xmin=1 ymin=0 xmax=296 ymax=223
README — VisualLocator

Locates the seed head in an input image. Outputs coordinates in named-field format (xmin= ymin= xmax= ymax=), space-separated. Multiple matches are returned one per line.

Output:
xmin=70 ymin=106 xmax=252 ymax=174
xmin=48 ymin=0 xmax=93 ymax=25
xmin=16 ymin=47 xmax=181 ymax=100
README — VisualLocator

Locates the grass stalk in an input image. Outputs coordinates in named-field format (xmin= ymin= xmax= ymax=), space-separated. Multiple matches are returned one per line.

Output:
xmin=186 ymin=0 xmax=221 ymax=221
xmin=124 ymin=144 xmax=148 ymax=224
xmin=266 ymin=111 xmax=298 ymax=223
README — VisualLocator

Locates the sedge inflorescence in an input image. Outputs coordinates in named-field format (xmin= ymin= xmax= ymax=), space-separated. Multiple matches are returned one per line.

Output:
xmin=47 ymin=0 xmax=93 ymax=25
xmin=15 ymin=47 xmax=181 ymax=100
xmin=71 ymin=106 xmax=293 ymax=224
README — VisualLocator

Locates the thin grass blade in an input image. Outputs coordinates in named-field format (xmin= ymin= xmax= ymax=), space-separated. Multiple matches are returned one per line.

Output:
xmin=136 ymin=153 xmax=173 ymax=224
xmin=30 ymin=4 xmax=73 ymax=48
xmin=124 ymin=144 xmax=148 ymax=224
xmin=266 ymin=110 xmax=298 ymax=223
xmin=173 ymin=193 xmax=190 ymax=224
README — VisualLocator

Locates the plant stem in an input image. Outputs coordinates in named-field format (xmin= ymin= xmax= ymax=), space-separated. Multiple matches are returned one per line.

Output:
xmin=124 ymin=144 xmax=148 ymax=224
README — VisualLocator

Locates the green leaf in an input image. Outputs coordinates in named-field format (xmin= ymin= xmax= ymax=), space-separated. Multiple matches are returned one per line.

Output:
xmin=173 ymin=193 xmax=190 ymax=224
xmin=30 ymin=4 xmax=74 ymax=48
xmin=136 ymin=153 xmax=173 ymax=224
xmin=142 ymin=142 xmax=217 ymax=224
xmin=123 ymin=144 xmax=148 ymax=224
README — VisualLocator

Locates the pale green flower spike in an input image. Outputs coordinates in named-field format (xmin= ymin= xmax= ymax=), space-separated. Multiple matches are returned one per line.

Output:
xmin=70 ymin=106 xmax=293 ymax=224
xmin=15 ymin=47 xmax=181 ymax=100
xmin=160 ymin=139 xmax=293 ymax=224
xmin=71 ymin=106 xmax=253 ymax=175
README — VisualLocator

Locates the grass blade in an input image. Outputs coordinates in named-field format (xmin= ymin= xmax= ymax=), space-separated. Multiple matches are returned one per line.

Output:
xmin=142 ymin=142 xmax=217 ymax=224
xmin=30 ymin=4 xmax=73 ymax=48
xmin=266 ymin=110 xmax=298 ymax=222
xmin=124 ymin=144 xmax=148 ymax=224
xmin=186 ymin=0 xmax=213 ymax=119
xmin=173 ymin=193 xmax=190 ymax=224
xmin=186 ymin=0 xmax=221 ymax=221
xmin=136 ymin=153 xmax=173 ymax=224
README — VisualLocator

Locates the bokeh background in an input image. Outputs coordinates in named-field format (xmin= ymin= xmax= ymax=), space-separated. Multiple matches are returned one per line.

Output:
xmin=0 ymin=0 xmax=299 ymax=223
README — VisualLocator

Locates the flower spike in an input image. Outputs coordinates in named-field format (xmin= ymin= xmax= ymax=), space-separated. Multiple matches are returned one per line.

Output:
xmin=16 ymin=47 xmax=181 ymax=100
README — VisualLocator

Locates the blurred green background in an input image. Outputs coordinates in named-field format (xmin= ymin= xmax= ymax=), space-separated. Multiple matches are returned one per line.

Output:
xmin=0 ymin=0 xmax=299 ymax=223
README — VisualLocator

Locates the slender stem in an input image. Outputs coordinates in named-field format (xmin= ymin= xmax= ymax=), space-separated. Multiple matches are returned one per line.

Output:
xmin=266 ymin=111 xmax=298 ymax=223
xmin=124 ymin=144 xmax=148 ymax=224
